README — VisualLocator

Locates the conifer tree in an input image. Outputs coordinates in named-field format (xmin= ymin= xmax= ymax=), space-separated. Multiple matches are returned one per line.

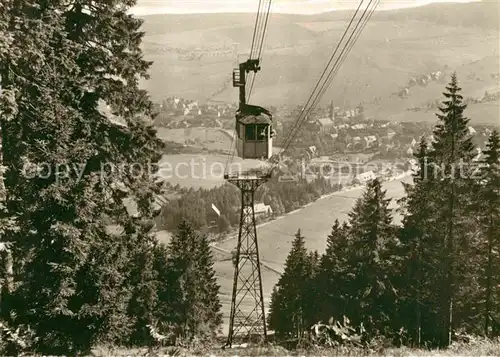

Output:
xmin=429 ymin=73 xmax=475 ymax=346
xmin=0 ymin=1 xmax=164 ymax=353
xmin=194 ymin=233 xmax=223 ymax=339
xmin=316 ymin=220 xmax=350 ymax=323
xmin=268 ymin=229 xmax=314 ymax=339
xmin=164 ymin=221 xmax=221 ymax=344
xmin=304 ymin=250 xmax=320 ymax=326
xmin=267 ymin=286 xmax=286 ymax=339
xmin=399 ymin=138 xmax=443 ymax=345
xmin=152 ymin=242 xmax=172 ymax=339
xmin=346 ymin=179 xmax=398 ymax=336
xmin=127 ymin=221 xmax=160 ymax=346
xmin=477 ymin=130 xmax=500 ymax=336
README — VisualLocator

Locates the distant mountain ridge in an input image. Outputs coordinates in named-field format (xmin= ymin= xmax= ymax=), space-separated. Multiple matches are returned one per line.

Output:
xmin=139 ymin=1 xmax=499 ymax=124
xmin=140 ymin=1 xmax=499 ymax=33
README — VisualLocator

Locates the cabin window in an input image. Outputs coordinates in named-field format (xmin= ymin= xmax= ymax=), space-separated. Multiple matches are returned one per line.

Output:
xmin=245 ymin=124 xmax=256 ymax=140
xmin=256 ymin=124 xmax=267 ymax=141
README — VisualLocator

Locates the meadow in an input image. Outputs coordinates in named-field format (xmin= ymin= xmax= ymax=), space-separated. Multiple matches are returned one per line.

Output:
xmin=156 ymin=127 xmax=234 ymax=152
xmin=139 ymin=2 xmax=499 ymax=125
xmin=92 ymin=335 xmax=500 ymax=356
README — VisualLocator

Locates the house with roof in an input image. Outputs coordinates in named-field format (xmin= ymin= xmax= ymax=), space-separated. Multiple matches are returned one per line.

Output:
xmin=351 ymin=123 xmax=367 ymax=130
xmin=316 ymin=117 xmax=335 ymax=134
xmin=364 ymin=135 xmax=377 ymax=148
xmin=354 ymin=170 xmax=376 ymax=184
xmin=307 ymin=145 xmax=317 ymax=158
xmin=254 ymin=203 xmax=273 ymax=218
xmin=387 ymin=129 xmax=396 ymax=139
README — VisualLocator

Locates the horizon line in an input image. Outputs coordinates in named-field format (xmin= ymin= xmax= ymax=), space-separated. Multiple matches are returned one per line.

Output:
xmin=132 ymin=0 xmax=480 ymax=16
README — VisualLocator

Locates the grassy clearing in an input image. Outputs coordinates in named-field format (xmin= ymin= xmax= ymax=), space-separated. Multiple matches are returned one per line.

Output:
xmin=156 ymin=128 xmax=233 ymax=152
xmin=91 ymin=339 xmax=500 ymax=356
xmin=382 ymin=100 xmax=500 ymax=125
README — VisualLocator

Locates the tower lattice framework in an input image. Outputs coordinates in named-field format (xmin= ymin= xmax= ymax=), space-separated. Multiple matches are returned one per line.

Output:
xmin=225 ymin=172 xmax=269 ymax=347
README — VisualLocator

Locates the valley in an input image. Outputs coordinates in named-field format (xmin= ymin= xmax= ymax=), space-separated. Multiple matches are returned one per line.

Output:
xmin=139 ymin=1 xmax=500 ymax=125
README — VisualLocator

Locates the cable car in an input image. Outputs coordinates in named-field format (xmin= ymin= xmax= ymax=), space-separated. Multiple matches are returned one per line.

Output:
xmin=236 ymin=104 xmax=274 ymax=160
xmin=232 ymin=59 xmax=274 ymax=160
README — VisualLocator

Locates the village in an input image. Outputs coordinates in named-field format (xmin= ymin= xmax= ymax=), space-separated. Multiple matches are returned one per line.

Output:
xmin=151 ymin=95 xmax=495 ymax=192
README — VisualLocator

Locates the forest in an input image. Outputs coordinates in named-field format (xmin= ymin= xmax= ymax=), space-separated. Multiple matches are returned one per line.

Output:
xmin=0 ymin=1 xmax=498 ymax=355
xmin=157 ymin=176 xmax=339 ymax=233
xmin=269 ymin=76 xmax=500 ymax=348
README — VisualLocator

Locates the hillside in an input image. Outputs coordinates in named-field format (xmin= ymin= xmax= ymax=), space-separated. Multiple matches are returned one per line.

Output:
xmin=139 ymin=1 xmax=499 ymax=125
xmin=213 ymin=176 xmax=412 ymax=334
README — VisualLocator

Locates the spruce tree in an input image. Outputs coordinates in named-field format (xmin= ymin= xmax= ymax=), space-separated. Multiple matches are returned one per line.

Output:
xmin=152 ymin=242 xmax=172 ymax=339
xmin=430 ymin=73 xmax=476 ymax=346
xmin=346 ymin=178 xmax=398 ymax=336
xmin=268 ymin=229 xmax=314 ymax=339
xmin=0 ymin=1 xmax=164 ymax=353
xmin=164 ymin=220 xmax=221 ymax=344
xmin=127 ymin=221 xmax=160 ymax=347
xmin=477 ymin=130 xmax=500 ymax=336
xmin=304 ymin=250 xmax=320 ymax=327
xmin=316 ymin=220 xmax=350 ymax=323
xmin=194 ymin=233 xmax=223 ymax=339
xmin=267 ymin=286 xmax=286 ymax=339
xmin=399 ymin=138 xmax=443 ymax=345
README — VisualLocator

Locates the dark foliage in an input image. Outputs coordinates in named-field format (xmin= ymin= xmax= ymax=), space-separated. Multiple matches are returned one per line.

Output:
xmin=269 ymin=75 xmax=500 ymax=348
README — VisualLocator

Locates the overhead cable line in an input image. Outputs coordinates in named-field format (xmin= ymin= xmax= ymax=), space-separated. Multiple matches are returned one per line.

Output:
xmin=225 ymin=0 xmax=273 ymax=174
xmin=247 ymin=0 xmax=273 ymax=101
xmin=267 ymin=0 xmax=379 ymax=175
xmin=249 ymin=0 xmax=264 ymax=58
xmin=273 ymin=0 xmax=367 ymax=160
xmin=284 ymin=0 xmax=379 ymax=153
xmin=312 ymin=0 xmax=379 ymax=110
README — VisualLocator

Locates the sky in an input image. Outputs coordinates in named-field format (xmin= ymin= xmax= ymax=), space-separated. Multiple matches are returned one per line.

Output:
xmin=130 ymin=0 xmax=480 ymax=15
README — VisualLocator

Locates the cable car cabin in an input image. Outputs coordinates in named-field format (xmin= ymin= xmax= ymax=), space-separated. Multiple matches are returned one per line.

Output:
xmin=235 ymin=104 xmax=274 ymax=160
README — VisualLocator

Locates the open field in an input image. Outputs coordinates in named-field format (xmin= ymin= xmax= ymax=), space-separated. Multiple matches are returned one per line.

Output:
xmin=94 ymin=340 xmax=500 ymax=356
xmin=140 ymin=2 xmax=499 ymax=125
xmin=156 ymin=127 xmax=234 ymax=152
xmin=385 ymin=100 xmax=500 ymax=125
xmin=368 ymin=56 xmax=500 ymax=124
xmin=213 ymin=176 xmax=412 ymax=335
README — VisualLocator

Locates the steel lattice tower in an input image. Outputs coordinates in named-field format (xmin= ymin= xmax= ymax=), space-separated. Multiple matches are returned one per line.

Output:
xmin=224 ymin=171 xmax=269 ymax=347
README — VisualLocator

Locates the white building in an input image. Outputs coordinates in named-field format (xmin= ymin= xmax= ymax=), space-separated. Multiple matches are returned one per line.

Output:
xmin=254 ymin=203 xmax=273 ymax=217
xmin=364 ymin=135 xmax=377 ymax=147
xmin=354 ymin=170 xmax=376 ymax=184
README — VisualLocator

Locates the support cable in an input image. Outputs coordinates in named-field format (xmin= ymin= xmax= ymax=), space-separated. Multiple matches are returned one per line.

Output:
xmin=225 ymin=0 xmax=273 ymax=174
xmin=272 ymin=0 xmax=367 ymax=163
xmin=267 ymin=0 xmax=379 ymax=176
